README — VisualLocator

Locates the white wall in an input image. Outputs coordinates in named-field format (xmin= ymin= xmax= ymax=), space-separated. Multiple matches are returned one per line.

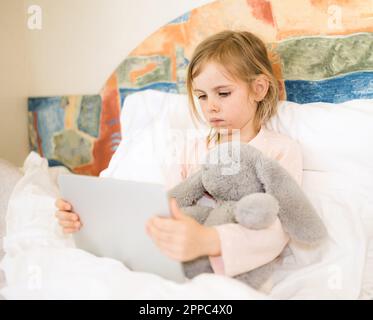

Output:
xmin=0 ymin=0 xmax=213 ymax=166
xmin=0 ymin=0 xmax=29 ymax=167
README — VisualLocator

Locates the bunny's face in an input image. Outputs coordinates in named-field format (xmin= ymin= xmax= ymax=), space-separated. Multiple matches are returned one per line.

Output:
xmin=200 ymin=143 xmax=264 ymax=201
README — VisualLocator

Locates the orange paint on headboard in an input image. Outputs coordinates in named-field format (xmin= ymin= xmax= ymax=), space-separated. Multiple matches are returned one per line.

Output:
xmin=75 ymin=74 xmax=121 ymax=176
xmin=246 ymin=0 xmax=275 ymax=26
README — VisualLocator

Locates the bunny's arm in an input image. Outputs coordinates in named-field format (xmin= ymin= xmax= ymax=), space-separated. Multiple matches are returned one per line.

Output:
xmin=255 ymin=156 xmax=327 ymax=246
xmin=167 ymin=170 xmax=205 ymax=207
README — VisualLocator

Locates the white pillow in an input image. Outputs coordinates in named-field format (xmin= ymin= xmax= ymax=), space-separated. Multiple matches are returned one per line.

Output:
xmin=110 ymin=91 xmax=373 ymax=188
xmin=266 ymin=99 xmax=373 ymax=185
xmin=119 ymin=89 xmax=197 ymax=136
xmin=101 ymin=90 xmax=208 ymax=187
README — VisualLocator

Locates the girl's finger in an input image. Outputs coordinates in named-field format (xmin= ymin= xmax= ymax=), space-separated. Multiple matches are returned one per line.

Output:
xmin=147 ymin=223 xmax=175 ymax=243
xmin=146 ymin=221 xmax=163 ymax=239
xmin=55 ymin=198 xmax=64 ymax=208
xmin=55 ymin=199 xmax=71 ymax=211
xmin=55 ymin=211 xmax=78 ymax=221
xmin=151 ymin=236 xmax=180 ymax=259
xmin=147 ymin=219 xmax=181 ymax=240
xmin=151 ymin=217 xmax=179 ymax=233
xmin=149 ymin=231 xmax=183 ymax=258
xmin=59 ymin=219 xmax=81 ymax=229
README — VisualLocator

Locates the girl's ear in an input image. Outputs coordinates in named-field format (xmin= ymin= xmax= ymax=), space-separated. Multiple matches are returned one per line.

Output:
xmin=251 ymin=74 xmax=270 ymax=102
xmin=167 ymin=170 xmax=205 ymax=207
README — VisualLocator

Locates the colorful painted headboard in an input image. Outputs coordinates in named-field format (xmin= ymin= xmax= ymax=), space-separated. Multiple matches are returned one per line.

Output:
xmin=28 ymin=0 xmax=373 ymax=176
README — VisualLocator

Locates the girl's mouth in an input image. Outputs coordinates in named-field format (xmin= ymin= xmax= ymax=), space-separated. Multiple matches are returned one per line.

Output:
xmin=209 ymin=118 xmax=225 ymax=126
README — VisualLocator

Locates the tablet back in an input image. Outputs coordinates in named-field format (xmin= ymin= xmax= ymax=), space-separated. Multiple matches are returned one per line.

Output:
xmin=58 ymin=174 xmax=186 ymax=283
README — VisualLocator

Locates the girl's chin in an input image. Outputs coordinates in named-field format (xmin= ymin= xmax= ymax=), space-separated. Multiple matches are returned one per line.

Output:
xmin=211 ymin=124 xmax=226 ymax=129
xmin=215 ymin=127 xmax=235 ymax=133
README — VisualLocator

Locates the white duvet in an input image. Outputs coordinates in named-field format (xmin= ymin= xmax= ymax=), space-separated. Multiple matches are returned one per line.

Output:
xmin=1 ymin=92 xmax=372 ymax=300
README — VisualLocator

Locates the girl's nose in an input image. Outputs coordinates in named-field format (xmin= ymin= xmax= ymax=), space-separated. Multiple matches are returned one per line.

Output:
xmin=207 ymin=99 xmax=220 ymax=112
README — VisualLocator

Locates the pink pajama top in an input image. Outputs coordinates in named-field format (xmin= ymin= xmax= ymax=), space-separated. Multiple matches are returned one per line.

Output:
xmin=173 ymin=127 xmax=303 ymax=277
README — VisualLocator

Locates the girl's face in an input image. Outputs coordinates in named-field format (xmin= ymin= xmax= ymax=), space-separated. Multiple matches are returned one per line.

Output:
xmin=192 ymin=62 xmax=258 ymax=135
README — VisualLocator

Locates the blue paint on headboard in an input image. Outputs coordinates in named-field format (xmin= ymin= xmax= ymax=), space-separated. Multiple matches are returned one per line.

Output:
xmin=285 ymin=71 xmax=373 ymax=104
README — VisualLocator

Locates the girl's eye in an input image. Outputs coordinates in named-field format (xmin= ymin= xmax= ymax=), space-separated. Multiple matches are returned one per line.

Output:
xmin=197 ymin=95 xmax=207 ymax=100
xmin=219 ymin=92 xmax=231 ymax=97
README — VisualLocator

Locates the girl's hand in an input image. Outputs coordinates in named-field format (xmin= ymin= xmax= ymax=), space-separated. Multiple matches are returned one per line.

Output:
xmin=55 ymin=199 xmax=82 ymax=234
xmin=146 ymin=198 xmax=221 ymax=262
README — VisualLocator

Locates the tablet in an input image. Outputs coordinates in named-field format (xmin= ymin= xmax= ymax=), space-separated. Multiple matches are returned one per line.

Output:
xmin=58 ymin=174 xmax=186 ymax=283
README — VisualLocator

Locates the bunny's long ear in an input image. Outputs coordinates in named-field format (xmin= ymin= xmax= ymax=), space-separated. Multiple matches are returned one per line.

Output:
xmin=167 ymin=170 xmax=205 ymax=207
xmin=255 ymin=156 xmax=328 ymax=246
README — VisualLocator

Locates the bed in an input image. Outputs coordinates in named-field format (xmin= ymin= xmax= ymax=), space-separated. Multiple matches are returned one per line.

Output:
xmin=1 ymin=0 xmax=373 ymax=299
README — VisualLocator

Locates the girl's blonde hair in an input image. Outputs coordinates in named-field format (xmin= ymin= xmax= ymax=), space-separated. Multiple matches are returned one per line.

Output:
xmin=186 ymin=30 xmax=279 ymax=146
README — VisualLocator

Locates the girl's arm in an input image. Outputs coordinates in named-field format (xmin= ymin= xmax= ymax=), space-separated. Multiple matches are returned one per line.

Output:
xmin=208 ymin=219 xmax=289 ymax=276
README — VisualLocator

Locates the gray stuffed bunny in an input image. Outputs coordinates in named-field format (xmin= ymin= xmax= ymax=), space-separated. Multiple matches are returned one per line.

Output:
xmin=168 ymin=142 xmax=328 ymax=289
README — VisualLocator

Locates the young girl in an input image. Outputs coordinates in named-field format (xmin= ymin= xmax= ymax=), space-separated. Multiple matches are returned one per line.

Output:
xmin=55 ymin=30 xmax=302 ymax=292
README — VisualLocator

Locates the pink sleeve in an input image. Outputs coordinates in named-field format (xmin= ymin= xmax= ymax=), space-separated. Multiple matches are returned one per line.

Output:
xmin=276 ymin=141 xmax=303 ymax=186
xmin=209 ymin=219 xmax=289 ymax=277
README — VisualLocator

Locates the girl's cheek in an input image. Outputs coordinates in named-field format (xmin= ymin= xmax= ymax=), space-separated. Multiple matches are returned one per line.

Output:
xmin=200 ymin=107 xmax=209 ymax=118
xmin=200 ymin=102 xmax=208 ymax=112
